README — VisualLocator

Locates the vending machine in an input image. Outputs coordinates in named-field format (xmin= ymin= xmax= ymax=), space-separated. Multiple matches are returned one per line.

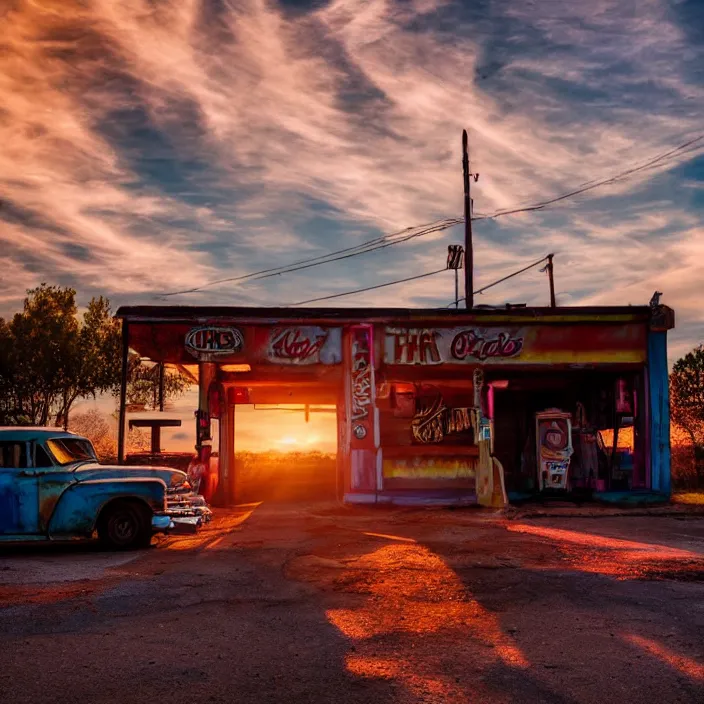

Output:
xmin=536 ymin=409 xmax=574 ymax=491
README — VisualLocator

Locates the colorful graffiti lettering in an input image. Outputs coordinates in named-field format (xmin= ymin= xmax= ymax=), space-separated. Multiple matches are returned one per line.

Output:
xmin=411 ymin=395 xmax=473 ymax=444
xmin=351 ymin=338 xmax=371 ymax=422
xmin=384 ymin=327 xmax=526 ymax=365
xmin=387 ymin=328 xmax=441 ymax=365
xmin=185 ymin=327 xmax=244 ymax=358
xmin=349 ymin=326 xmax=374 ymax=446
xmin=270 ymin=328 xmax=328 ymax=363
xmin=450 ymin=330 xmax=523 ymax=361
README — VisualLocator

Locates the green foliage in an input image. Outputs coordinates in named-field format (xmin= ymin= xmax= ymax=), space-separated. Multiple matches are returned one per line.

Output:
xmin=670 ymin=345 xmax=704 ymax=481
xmin=0 ymin=284 xmax=82 ymax=426
xmin=0 ymin=284 xmax=189 ymax=427
xmin=125 ymin=360 xmax=190 ymax=411
xmin=671 ymin=346 xmax=704 ymax=430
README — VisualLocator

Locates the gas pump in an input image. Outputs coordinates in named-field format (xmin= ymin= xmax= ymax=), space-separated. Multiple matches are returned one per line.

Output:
xmin=536 ymin=409 xmax=573 ymax=491
xmin=474 ymin=371 xmax=508 ymax=508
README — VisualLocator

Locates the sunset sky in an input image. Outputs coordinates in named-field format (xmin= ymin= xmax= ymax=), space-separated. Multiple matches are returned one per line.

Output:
xmin=2 ymin=0 xmax=703 ymax=371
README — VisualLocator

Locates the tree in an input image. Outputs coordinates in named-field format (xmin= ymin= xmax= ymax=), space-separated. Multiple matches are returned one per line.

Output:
xmin=124 ymin=359 xmax=190 ymax=411
xmin=670 ymin=345 xmax=704 ymax=484
xmin=69 ymin=408 xmax=149 ymax=461
xmin=1 ymin=285 xmax=79 ymax=426
xmin=0 ymin=285 xmax=189 ymax=427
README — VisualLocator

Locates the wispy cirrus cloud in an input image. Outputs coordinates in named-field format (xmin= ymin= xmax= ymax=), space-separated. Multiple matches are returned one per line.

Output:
xmin=0 ymin=0 xmax=702 ymax=356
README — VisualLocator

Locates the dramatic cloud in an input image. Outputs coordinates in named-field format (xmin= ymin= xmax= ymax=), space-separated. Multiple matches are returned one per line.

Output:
xmin=1 ymin=0 xmax=702 ymax=357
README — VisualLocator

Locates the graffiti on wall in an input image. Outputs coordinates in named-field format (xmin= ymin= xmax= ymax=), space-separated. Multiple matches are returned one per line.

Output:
xmin=450 ymin=330 xmax=523 ymax=361
xmin=387 ymin=328 xmax=442 ymax=365
xmin=185 ymin=326 xmax=244 ymax=359
xmin=350 ymin=327 xmax=372 ymax=441
xmin=383 ymin=456 xmax=477 ymax=480
xmin=385 ymin=327 xmax=525 ymax=365
xmin=411 ymin=395 xmax=474 ymax=444
xmin=267 ymin=327 xmax=341 ymax=365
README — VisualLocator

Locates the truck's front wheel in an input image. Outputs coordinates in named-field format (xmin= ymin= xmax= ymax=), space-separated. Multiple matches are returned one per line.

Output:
xmin=98 ymin=501 xmax=152 ymax=550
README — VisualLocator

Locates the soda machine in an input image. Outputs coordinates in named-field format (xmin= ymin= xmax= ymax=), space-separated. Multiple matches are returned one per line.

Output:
xmin=536 ymin=409 xmax=574 ymax=491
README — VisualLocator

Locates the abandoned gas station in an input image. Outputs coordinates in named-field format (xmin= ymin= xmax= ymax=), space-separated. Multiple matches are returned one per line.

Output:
xmin=115 ymin=303 xmax=675 ymax=507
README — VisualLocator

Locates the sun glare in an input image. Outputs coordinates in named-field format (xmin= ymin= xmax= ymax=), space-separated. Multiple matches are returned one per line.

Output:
xmin=278 ymin=436 xmax=299 ymax=446
xmin=276 ymin=434 xmax=321 ymax=447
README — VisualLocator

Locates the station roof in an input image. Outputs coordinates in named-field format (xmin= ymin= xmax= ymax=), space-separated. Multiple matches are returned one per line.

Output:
xmin=116 ymin=304 xmax=657 ymax=325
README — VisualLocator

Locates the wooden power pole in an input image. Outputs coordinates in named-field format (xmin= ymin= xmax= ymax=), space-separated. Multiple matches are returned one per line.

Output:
xmin=546 ymin=253 xmax=556 ymax=307
xmin=462 ymin=130 xmax=476 ymax=308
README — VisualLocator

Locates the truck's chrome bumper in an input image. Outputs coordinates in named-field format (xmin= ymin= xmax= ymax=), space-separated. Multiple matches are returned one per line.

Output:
xmin=152 ymin=488 xmax=213 ymax=534
xmin=152 ymin=513 xmax=206 ymax=535
xmin=152 ymin=514 xmax=174 ymax=532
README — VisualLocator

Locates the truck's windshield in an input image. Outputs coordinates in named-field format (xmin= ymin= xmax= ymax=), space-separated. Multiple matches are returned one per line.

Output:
xmin=47 ymin=438 xmax=97 ymax=466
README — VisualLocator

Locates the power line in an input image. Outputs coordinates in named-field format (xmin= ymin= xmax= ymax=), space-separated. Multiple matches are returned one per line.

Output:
xmin=290 ymin=268 xmax=448 ymax=306
xmin=158 ymin=217 xmax=463 ymax=297
xmin=484 ymin=135 xmax=704 ymax=220
xmin=291 ymin=252 xmax=551 ymax=308
xmin=158 ymin=134 xmax=702 ymax=298
xmin=448 ymin=255 xmax=552 ymax=307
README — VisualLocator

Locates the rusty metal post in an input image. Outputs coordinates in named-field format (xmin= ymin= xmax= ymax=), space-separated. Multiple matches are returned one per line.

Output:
xmin=117 ymin=321 xmax=129 ymax=464
xmin=547 ymin=253 xmax=556 ymax=307
xmin=158 ymin=362 xmax=165 ymax=412
xmin=150 ymin=425 xmax=160 ymax=454
xmin=462 ymin=130 xmax=473 ymax=309
xmin=455 ymin=268 xmax=459 ymax=309
xmin=230 ymin=400 xmax=236 ymax=505
xmin=196 ymin=363 xmax=217 ymax=448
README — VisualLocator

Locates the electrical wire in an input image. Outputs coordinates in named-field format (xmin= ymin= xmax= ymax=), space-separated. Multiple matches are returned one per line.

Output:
xmin=474 ymin=254 xmax=551 ymax=296
xmin=290 ymin=268 xmax=448 ymax=306
xmin=158 ymin=217 xmax=463 ymax=297
xmin=292 ymin=253 xmax=550 ymax=308
xmin=484 ymin=135 xmax=704 ymax=220
xmin=447 ymin=254 xmax=551 ymax=307
xmin=158 ymin=134 xmax=702 ymax=298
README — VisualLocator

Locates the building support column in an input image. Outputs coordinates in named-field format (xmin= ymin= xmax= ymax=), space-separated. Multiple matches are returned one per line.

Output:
xmin=213 ymin=400 xmax=235 ymax=508
xmin=344 ymin=324 xmax=380 ymax=503
xmin=117 ymin=321 xmax=129 ymax=465
xmin=648 ymin=331 xmax=671 ymax=495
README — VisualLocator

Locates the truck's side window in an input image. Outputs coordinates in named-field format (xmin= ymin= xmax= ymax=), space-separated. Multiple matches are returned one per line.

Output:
xmin=0 ymin=442 xmax=28 ymax=468
xmin=34 ymin=444 xmax=54 ymax=468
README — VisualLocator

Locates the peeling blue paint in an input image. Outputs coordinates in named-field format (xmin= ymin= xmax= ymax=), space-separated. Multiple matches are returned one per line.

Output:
xmin=0 ymin=428 xmax=189 ymax=542
xmin=48 ymin=479 xmax=166 ymax=536
xmin=648 ymin=331 xmax=671 ymax=495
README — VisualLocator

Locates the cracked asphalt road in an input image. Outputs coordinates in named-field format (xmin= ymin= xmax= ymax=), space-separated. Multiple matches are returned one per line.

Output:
xmin=1 ymin=504 xmax=703 ymax=703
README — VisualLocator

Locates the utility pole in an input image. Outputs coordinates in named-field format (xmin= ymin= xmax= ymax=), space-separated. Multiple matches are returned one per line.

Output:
xmin=462 ymin=130 xmax=478 ymax=309
xmin=546 ymin=253 xmax=556 ymax=307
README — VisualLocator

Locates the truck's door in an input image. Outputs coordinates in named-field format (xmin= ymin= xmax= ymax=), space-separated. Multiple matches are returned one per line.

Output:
xmin=0 ymin=440 xmax=39 ymax=535
xmin=33 ymin=442 xmax=78 ymax=534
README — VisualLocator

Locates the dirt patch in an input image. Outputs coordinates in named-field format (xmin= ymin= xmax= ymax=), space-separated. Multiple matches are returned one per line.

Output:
xmin=636 ymin=567 xmax=704 ymax=582
xmin=0 ymin=578 xmax=118 ymax=606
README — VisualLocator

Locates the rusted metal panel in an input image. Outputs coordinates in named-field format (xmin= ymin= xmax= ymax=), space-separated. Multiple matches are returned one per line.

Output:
xmin=346 ymin=325 xmax=378 ymax=492
xmin=186 ymin=326 xmax=244 ymax=361
xmin=383 ymin=323 xmax=647 ymax=367
xmin=348 ymin=325 xmax=375 ymax=448
xmin=266 ymin=326 xmax=342 ymax=365
xmin=130 ymin=322 xmax=343 ymax=367
xmin=48 ymin=479 xmax=166 ymax=536
xmin=128 ymin=316 xmax=650 ymax=369
xmin=382 ymin=456 xmax=477 ymax=483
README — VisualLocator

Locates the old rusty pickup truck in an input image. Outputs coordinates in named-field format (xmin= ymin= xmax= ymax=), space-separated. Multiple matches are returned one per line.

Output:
xmin=0 ymin=427 xmax=211 ymax=549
